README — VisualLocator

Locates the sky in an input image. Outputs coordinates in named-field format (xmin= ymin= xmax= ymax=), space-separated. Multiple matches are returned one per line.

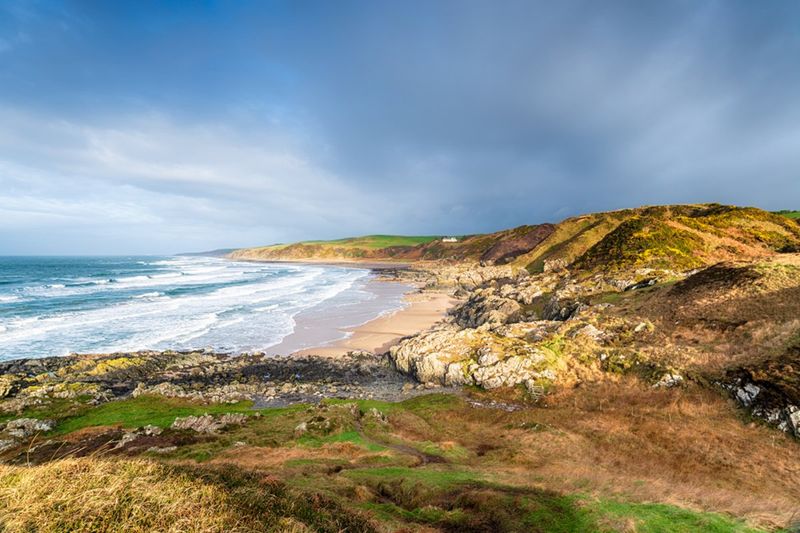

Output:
xmin=1 ymin=1 xmax=799 ymax=254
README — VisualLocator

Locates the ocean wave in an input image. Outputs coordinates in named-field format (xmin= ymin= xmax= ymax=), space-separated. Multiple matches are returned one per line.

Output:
xmin=134 ymin=291 xmax=162 ymax=299
xmin=0 ymin=256 xmax=383 ymax=360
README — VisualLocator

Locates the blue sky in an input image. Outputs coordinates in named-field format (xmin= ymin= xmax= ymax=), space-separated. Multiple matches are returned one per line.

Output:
xmin=1 ymin=0 xmax=799 ymax=254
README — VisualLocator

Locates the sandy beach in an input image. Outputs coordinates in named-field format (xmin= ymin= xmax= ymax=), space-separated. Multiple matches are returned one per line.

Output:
xmin=295 ymin=289 xmax=455 ymax=356
xmin=265 ymin=274 xmax=455 ymax=356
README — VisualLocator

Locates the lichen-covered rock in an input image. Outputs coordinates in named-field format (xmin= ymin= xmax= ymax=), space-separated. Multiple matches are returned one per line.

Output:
xmin=654 ymin=373 xmax=684 ymax=388
xmin=4 ymin=418 xmax=54 ymax=439
xmin=0 ymin=375 xmax=20 ymax=398
xmin=171 ymin=413 xmax=248 ymax=434
xmin=389 ymin=323 xmax=563 ymax=389
xmin=542 ymin=296 xmax=587 ymax=321
xmin=452 ymin=289 xmax=522 ymax=328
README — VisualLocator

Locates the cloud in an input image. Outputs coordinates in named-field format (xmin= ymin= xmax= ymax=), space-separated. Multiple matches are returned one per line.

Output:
xmin=0 ymin=108 xmax=381 ymax=253
xmin=0 ymin=1 xmax=799 ymax=253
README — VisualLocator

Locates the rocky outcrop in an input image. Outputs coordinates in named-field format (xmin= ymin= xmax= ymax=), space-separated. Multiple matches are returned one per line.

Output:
xmin=171 ymin=413 xmax=249 ymax=434
xmin=0 ymin=350 xmax=426 ymax=419
xmin=0 ymin=418 xmax=54 ymax=452
xmin=451 ymin=290 xmax=523 ymax=328
xmin=725 ymin=345 xmax=800 ymax=437
xmin=389 ymin=321 xmax=564 ymax=391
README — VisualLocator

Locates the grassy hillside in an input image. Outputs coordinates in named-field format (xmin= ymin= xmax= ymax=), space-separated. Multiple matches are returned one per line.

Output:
xmin=0 ymin=392 xmax=787 ymax=532
xmin=229 ymin=234 xmax=445 ymax=261
xmin=232 ymin=204 xmax=800 ymax=272
xmin=229 ymin=225 xmax=556 ymax=264
xmin=298 ymin=235 xmax=442 ymax=249
xmin=514 ymin=204 xmax=800 ymax=274
xmin=775 ymin=210 xmax=800 ymax=220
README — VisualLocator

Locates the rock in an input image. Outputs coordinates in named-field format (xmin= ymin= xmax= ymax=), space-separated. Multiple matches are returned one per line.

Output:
xmin=735 ymin=383 xmax=761 ymax=406
xmin=524 ymin=379 xmax=546 ymax=398
xmin=147 ymin=446 xmax=177 ymax=454
xmin=543 ymin=259 xmax=568 ymax=273
xmin=4 ymin=418 xmax=54 ymax=439
xmin=115 ymin=430 xmax=140 ymax=449
xmin=142 ymin=424 xmax=162 ymax=436
xmin=0 ymin=375 xmax=19 ymax=398
xmin=294 ymin=422 xmax=308 ymax=436
xmin=542 ymin=296 xmax=586 ymax=321
xmin=571 ymin=324 xmax=605 ymax=341
xmin=624 ymin=278 xmax=657 ymax=291
xmin=171 ymin=413 xmax=248 ymax=434
xmin=785 ymin=406 xmax=800 ymax=437
xmin=654 ymin=373 xmax=684 ymax=388
xmin=366 ymin=408 xmax=388 ymax=424
xmin=452 ymin=289 xmax=522 ymax=328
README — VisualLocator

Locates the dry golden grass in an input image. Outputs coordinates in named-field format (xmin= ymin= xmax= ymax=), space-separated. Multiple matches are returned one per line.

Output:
xmin=493 ymin=381 xmax=800 ymax=529
xmin=208 ymin=441 xmax=376 ymax=470
xmin=0 ymin=458 xmax=253 ymax=532
xmin=605 ymin=257 xmax=800 ymax=373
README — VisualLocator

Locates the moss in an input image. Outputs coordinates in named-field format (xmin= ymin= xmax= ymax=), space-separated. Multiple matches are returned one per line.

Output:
xmin=601 ymin=349 xmax=642 ymax=374
xmin=585 ymin=498 xmax=764 ymax=533
xmin=59 ymin=356 xmax=148 ymax=378
xmin=540 ymin=335 xmax=566 ymax=360
xmin=297 ymin=430 xmax=386 ymax=452
xmin=574 ymin=216 xmax=706 ymax=273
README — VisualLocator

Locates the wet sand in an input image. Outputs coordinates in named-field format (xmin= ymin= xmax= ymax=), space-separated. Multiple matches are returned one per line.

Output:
xmin=283 ymin=285 xmax=455 ymax=357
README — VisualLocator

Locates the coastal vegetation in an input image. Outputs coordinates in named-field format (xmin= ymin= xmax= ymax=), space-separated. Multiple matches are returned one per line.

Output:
xmin=0 ymin=390 xmax=785 ymax=532
xmin=774 ymin=210 xmax=800 ymax=219
xmin=2 ymin=203 xmax=800 ymax=531
xmin=230 ymin=204 xmax=800 ymax=273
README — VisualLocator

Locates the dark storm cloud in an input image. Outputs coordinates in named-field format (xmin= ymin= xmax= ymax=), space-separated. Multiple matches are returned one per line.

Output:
xmin=0 ymin=0 xmax=798 ymax=253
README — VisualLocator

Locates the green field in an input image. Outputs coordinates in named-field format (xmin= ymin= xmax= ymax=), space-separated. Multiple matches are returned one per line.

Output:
xmin=295 ymin=234 xmax=441 ymax=249
xmin=774 ymin=210 xmax=800 ymax=219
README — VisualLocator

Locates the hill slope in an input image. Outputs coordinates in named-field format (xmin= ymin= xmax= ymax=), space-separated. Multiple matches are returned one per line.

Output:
xmin=230 ymin=204 xmax=800 ymax=275
xmin=229 ymin=224 xmax=557 ymax=264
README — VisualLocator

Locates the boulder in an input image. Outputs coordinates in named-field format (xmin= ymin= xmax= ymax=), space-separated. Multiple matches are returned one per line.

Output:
xmin=4 ymin=418 xmax=54 ymax=439
xmin=452 ymin=289 xmax=522 ymax=328
xmin=171 ymin=413 xmax=248 ymax=434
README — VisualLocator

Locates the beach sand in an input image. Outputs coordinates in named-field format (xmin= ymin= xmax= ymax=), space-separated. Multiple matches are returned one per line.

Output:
xmin=295 ymin=289 xmax=455 ymax=356
xmin=265 ymin=274 xmax=454 ymax=357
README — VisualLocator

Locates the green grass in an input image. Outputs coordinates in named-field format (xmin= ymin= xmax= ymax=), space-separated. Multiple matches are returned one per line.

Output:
xmin=345 ymin=466 xmax=483 ymax=487
xmin=341 ymin=466 xmax=765 ymax=532
xmin=300 ymin=234 xmax=441 ymax=249
xmin=774 ymin=210 xmax=800 ymax=220
xmin=51 ymin=395 xmax=259 ymax=435
xmin=297 ymin=429 xmax=386 ymax=452
xmin=0 ymin=397 xmax=93 ymax=425
xmin=584 ymin=499 xmax=765 ymax=533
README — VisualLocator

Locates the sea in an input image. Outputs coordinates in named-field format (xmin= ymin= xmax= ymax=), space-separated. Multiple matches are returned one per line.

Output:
xmin=0 ymin=256 xmax=405 ymax=361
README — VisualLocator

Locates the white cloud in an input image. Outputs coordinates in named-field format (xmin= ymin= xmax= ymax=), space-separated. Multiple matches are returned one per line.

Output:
xmin=0 ymin=108 xmax=384 ymax=253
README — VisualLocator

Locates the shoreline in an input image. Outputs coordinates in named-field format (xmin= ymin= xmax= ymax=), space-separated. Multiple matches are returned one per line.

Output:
xmin=292 ymin=288 xmax=456 ymax=357
xmin=226 ymin=255 xmax=456 ymax=357
xmin=226 ymin=256 xmax=413 ymax=271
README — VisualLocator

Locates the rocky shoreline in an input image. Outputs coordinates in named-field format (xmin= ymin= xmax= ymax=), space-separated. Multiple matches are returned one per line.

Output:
xmin=0 ymin=349 xmax=450 ymax=412
xmin=2 ymin=249 xmax=800 ymax=461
